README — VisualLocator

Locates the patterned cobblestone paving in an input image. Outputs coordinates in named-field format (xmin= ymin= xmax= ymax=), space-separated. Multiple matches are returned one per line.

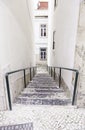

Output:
xmin=0 ymin=105 xmax=85 ymax=130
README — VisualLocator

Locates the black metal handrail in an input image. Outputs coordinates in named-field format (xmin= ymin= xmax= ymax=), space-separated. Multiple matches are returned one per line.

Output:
xmin=47 ymin=66 xmax=79 ymax=105
xmin=5 ymin=66 xmax=37 ymax=110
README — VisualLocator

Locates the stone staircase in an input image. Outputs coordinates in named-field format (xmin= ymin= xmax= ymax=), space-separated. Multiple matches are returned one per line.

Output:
xmin=0 ymin=72 xmax=84 ymax=130
xmin=14 ymin=73 xmax=71 ymax=106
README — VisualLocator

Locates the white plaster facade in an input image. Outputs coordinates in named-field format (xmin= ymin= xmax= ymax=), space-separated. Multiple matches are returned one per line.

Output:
xmin=0 ymin=0 xmax=35 ymax=110
xmin=74 ymin=1 xmax=85 ymax=107
xmin=48 ymin=0 xmax=80 ymax=97
xmin=33 ymin=0 xmax=48 ymax=65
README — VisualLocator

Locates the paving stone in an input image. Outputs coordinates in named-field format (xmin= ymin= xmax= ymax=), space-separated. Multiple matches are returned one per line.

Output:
xmin=0 ymin=105 xmax=85 ymax=130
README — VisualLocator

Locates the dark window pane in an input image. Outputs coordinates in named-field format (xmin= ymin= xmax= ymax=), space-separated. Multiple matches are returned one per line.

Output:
xmin=41 ymin=29 xmax=43 ymax=36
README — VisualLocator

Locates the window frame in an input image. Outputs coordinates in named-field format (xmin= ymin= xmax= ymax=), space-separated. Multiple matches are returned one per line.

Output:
xmin=40 ymin=48 xmax=47 ymax=60
xmin=40 ymin=24 xmax=47 ymax=38
xmin=54 ymin=0 xmax=58 ymax=9
xmin=53 ymin=31 xmax=56 ymax=50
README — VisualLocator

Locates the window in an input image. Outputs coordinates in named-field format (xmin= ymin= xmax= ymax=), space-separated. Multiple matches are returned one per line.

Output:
xmin=54 ymin=0 xmax=56 ymax=7
xmin=37 ymin=2 xmax=48 ymax=10
xmin=40 ymin=24 xmax=47 ymax=37
xmin=40 ymin=48 xmax=47 ymax=60
xmin=54 ymin=0 xmax=58 ymax=8
xmin=53 ymin=31 xmax=56 ymax=49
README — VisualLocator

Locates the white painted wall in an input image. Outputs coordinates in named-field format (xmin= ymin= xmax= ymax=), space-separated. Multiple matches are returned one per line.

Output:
xmin=48 ymin=0 xmax=80 ymax=93
xmin=33 ymin=0 xmax=48 ymax=65
xmin=34 ymin=18 xmax=48 ymax=64
xmin=0 ymin=0 xmax=35 ymax=70
xmin=34 ymin=18 xmax=48 ymax=44
xmin=0 ymin=0 xmax=35 ymax=110
xmin=74 ymin=1 xmax=85 ymax=107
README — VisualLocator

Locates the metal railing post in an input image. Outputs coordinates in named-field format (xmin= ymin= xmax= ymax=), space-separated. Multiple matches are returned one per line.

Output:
xmin=5 ymin=75 xmax=12 ymax=110
xmin=49 ymin=67 xmax=50 ymax=74
xmin=30 ymin=68 xmax=32 ymax=81
xmin=33 ymin=67 xmax=35 ymax=77
xmin=50 ymin=67 xmax=51 ymax=75
xmin=47 ymin=65 xmax=48 ymax=71
xmin=32 ymin=68 xmax=33 ymax=79
xmin=54 ymin=67 xmax=55 ymax=80
xmin=72 ymin=71 xmax=79 ymax=105
xmin=51 ymin=67 xmax=52 ymax=77
xmin=59 ymin=68 xmax=61 ymax=88
xmin=23 ymin=69 xmax=26 ymax=88
xmin=35 ymin=66 xmax=37 ymax=74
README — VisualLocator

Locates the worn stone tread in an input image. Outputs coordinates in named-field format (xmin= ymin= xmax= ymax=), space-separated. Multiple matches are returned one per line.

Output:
xmin=15 ymin=73 xmax=71 ymax=106
xmin=15 ymin=98 xmax=71 ymax=105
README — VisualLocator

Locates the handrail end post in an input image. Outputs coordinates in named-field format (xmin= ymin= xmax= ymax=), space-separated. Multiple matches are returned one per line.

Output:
xmin=54 ymin=67 xmax=55 ymax=80
xmin=30 ymin=67 xmax=32 ymax=81
xmin=23 ymin=69 xmax=26 ymax=88
xmin=5 ymin=74 xmax=12 ymax=111
xmin=51 ymin=67 xmax=52 ymax=77
xmin=59 ymin=68 xmax=61 ymax=88
xmin=72 ymin=71 xmax=79 ymax=105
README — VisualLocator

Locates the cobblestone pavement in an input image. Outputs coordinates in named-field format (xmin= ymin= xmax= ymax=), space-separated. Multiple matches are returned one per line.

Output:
xmin=14 ymin=73 xmax=71 ymax=105
xmin=0 ymin=105 xmax=85 ymax=130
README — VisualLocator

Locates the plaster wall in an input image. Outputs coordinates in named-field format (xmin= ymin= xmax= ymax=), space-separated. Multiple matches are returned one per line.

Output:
xmin=48 ymin=0 xmax=80 ymax=94
xmin=74 ymin=1 xmax=85 ymax=107
xmin=0 ymin=1 xmax=35 ymax=110
xmin=34 ymin=18 xmax=48 ymax=44
xmin=34 ymin=18 xmax=48 ymax=64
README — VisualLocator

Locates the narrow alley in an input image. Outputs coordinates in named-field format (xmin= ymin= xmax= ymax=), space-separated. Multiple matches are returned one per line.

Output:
xmin=0 ymin=0 xmax=85 ymax=130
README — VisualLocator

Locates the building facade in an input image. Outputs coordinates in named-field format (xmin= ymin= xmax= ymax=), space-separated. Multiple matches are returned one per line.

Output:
xmin=0 ymin=0 xmax=35 ymax=110
xmin=33 ymin=0 xmax=48 ymax=65
xmin=74 ymin=0 xmax=85 ymax=107
xmin=48 ymin=0 xmax=81 ymax=104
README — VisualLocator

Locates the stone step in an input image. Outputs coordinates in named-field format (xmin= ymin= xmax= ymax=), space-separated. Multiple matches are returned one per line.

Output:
xmin=0 ymin=123 xmax=33 ymax=130
xmin=27 ymin=86 xmax=59 ymax=89
xmin=32 ymin=78 xmax=54 ymax=80
xmin=19 ymin=92 xmax=68 ymax=99
xmin=33 ymin=77 xmax=53 ymax=79
xmin=29 ymin=81 xmax=57 ymax=84
xmin=28 ymin=84 xmax=58 ymax=88
xmin=34 ymin=89 xmax=63 ymax=93
xmin=22 ymin=88 xmax=64 ymax=93
xmin=25 ymin=86 xmax=61 ymax=91
xmin=28 ymin=82 xmax=57 ymax=86
xmin=20 ymin=93 xmax=53 ymax=98
xmin=15 ymin=98 xmax=71 ymax=105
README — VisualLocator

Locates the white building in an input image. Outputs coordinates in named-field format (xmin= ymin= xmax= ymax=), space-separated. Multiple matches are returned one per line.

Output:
xmin=33 ymin=0 xmax=48 ymax=65
xmin=48 ymin=0 xmax=80 ymax=102
xmin=0 ymin=0 xmax=35 ymax=110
